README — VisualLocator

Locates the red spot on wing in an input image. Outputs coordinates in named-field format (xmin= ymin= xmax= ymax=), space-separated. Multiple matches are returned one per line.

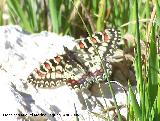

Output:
xmin=67 ymin=79 xmax=80 ymax=85
xmin=44 ymin=62 xmax=51 ymax=70
xmin=79 ymin=42 xmax=85 ymax=48
xmin=35 ymin=68 xmax=46 ymax=77
xmin=55 ymin=56 xmax=62 ymax=63
xmin=91 ymin=37 xmax=97 ymax=43
xmin=103 ymin=32 xmax=110 ymax=42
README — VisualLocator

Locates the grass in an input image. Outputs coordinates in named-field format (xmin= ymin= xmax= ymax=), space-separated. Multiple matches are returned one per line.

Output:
xmin=0 ymin=0 xmax=160 ymax=120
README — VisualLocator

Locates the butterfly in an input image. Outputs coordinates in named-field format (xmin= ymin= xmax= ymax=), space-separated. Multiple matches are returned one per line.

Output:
xmin=27 ymin=28 xmax=121 ymax=90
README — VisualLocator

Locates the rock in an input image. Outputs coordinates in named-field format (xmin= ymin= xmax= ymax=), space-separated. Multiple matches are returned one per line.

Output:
xmin=0 ymin=25 xmax=133 ymax=121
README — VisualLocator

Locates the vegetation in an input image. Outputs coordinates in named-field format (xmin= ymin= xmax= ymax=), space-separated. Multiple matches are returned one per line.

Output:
xmin=0 ymin=0 xmax=159 ymax=120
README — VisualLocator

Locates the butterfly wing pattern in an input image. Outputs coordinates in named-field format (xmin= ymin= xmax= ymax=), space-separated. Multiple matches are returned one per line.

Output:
xmin=27 ymin=28 xmax=121 ymax=89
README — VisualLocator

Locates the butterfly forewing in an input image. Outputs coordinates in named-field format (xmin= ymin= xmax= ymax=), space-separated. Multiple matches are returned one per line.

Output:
xmin=27 ymin=28 xmax=121 ymax=89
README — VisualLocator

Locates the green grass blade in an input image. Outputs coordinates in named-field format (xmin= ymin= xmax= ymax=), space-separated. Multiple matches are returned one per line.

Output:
xmin=148 ymin=25 xmax=159 ymax=120
xmin=48 ymin=0 xmax=60 ymax=33
xmin=0 ymin=8 xmax=3 ymax=25
xmin=155 ymin=0 xmax=160 ymax=26
xmin=148 ymin=25 xmax=158 ymax=104
xmin=146 ymin=0 xmax=150 ymax=19
xmin=135 ymin=0 xmax=145 ymax=120
xmin=128 ymin=0 xmax=136 ymax=34
xmin=7 ymin=0 xmax=32 ymax=32
xmin=96 ymin=0 xmax=105 ymax=31
xmin=158 ymin=72 xmax=160 ymax=119
xmin=135 ymin=0 xmax=143 ymax=94
xmin=92 ymin=0 xmax=98 ymax=13
xmin=0 ymin=0 xmax=5 ymax=25
xmin=24 ymin=0 xmax=39 ymax=32
xmin=129 ymin=84 xmax=142 ymax=120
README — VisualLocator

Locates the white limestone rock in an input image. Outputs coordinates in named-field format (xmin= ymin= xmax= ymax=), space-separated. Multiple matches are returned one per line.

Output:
xmin=0 ymin=25 xmax=129 ymax=121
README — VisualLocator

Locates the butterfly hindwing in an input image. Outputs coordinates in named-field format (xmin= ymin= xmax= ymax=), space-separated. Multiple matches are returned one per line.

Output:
xmin=28 ymin=54 xmax=93 ymax=89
